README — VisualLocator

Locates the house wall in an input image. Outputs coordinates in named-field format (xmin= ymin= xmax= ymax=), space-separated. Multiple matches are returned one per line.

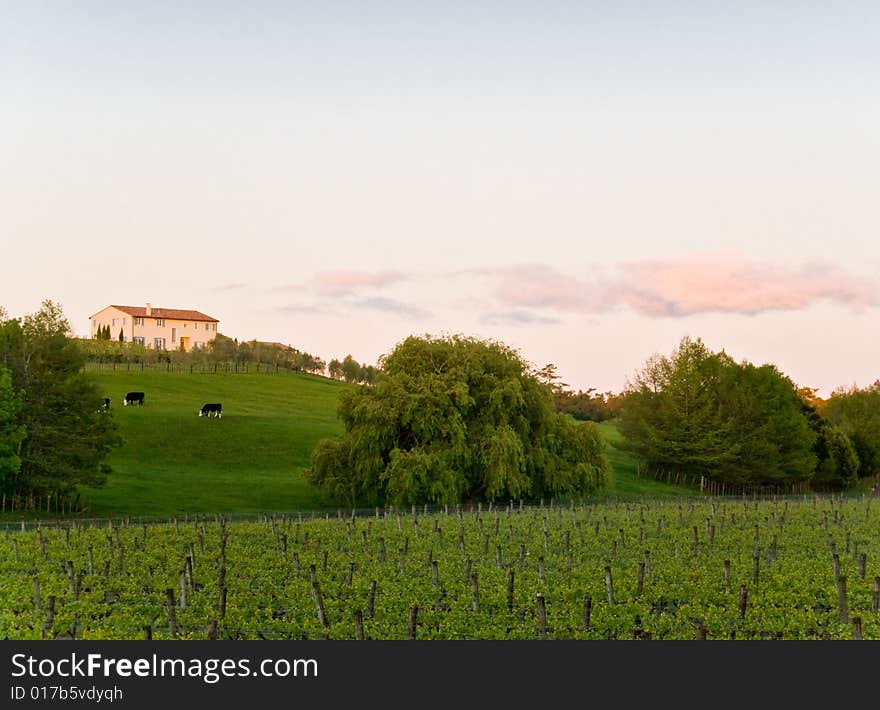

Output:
xmin=133 ymin=317 xmax=218 ymax=351
xmin=91 ymin=307 xmax=134 ymax=342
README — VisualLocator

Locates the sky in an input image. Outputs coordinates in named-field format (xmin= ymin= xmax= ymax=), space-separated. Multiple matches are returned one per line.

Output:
xmin=2 ymin=2 xmax=879 ymax=397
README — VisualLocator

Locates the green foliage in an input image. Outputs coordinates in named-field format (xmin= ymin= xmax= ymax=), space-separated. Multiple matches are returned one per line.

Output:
xmin=1 ymin=498 xmax=877 ymax=640
xmin=308 ymin=335 xmax=610 ymax=506
xmin=0 ymin=301 xmax=121 ymax=498
xmin=619 ymin=337 xmax=817 ymax=486
xmin=0 ymin=366 xmax=25 ymax=489
xmin=823 ymin=382 xmax=880 ymax=479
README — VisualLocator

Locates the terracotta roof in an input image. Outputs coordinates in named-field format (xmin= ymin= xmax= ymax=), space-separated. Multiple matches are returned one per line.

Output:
xmin=106 ymin=305 xmax=219 ymax=322
xmin=253 ymin=341 xmax=292 ymax=349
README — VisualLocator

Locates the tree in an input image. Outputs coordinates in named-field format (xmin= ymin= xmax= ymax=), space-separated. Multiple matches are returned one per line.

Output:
xmin=307 ymin=334 xmax=610 ymax=506
xmin=0 ymin=365 xmax=25 ymax=492
xmin=823 ymin=382 xmax=880 ymax=479
xmin=118 ymin=328 xmax=124 ymax=343
xmin=340 ymin=354 xmax=361 ymax=383
xmin=618 ymin=337 xmax=817 ymax=487
xmin=0 ymin=300 xmax=121 ymax=500
xmin=327 ymin=358 xmax=343 ymax=380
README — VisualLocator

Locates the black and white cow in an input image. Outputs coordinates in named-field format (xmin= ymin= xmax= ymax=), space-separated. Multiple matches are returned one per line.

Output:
xmin=123 ymin=392 xmax=145 ymax=406
xmin=102 ymin=398 xmax=111 ymax=411
xmin=199 ymin=403 xmax=222 ymax=418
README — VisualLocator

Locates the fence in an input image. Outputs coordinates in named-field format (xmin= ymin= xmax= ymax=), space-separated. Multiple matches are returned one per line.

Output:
xmin=82 ymin=360 xmax=325 ymax=376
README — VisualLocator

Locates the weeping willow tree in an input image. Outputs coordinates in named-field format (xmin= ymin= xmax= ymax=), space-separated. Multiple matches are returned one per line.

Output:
xmin=308 ymin=334 xmax=610 ymax=507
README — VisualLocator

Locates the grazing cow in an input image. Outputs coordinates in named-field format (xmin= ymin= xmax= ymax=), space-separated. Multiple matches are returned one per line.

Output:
xmin=199 ymin=403 xmax=222 ymax=418
xmin=123 ymin=392 xmax=145 ymax=406
xmin=102 ymin=398 xmax=111 ymax=411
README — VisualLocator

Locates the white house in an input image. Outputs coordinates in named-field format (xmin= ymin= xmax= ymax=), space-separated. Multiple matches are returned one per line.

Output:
xmin=90 ymin=303 xmax=220 ymax=351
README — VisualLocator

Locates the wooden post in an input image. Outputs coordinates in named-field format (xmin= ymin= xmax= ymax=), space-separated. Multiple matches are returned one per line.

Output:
xmin=724 ymin=559 xmax=731 ymax=593
xmin=852 ymin=617 xmax=862 ymax=640
xmin=179 ymin=572 xmax=187 ymax=608
xmin=738 ymin=585 xmax=748 ymax=621
xmin=143 ymin=625 xmax=153 ymax=640
xmin=354 ymin=610 xmax=365 ymax=641
xmin=165 ymin=588 xmax=178 ymax=637
xmin=837 ymin=576 xmax=849 ymax=624
xmin=605 ymin=565 xmax=614 ymax=605
xmin=636 ymin=562 xmax=645 ymax=598
xmin=407 ymin=605 xmax=418 ymax=640
xmin=507 ymin=570 xmax=515 ymax=612
xmin=832 ymin=553 xmax=841 ymax=582
xmin=583 ymin=595 xmax=592 ymax=631
xmin=431 ymin=560 xmax=440 ymax=587
xmin=309 ymin=565 xmax=329 ymax=627
xmin=752 ymin=550 xmax=760 ymax=588
xmin=219 ymin=585 xmax=228 ymax=620
xmin=535 ymin=593 xmax=549 ymax=640
xmin=873 ymin=577 xmax=880 ymax=614
xmin=859 ymin=553 xmax=867 ymax=581
xmin=695 ymin=622 xmax=707 ymax=640
xmin=471 ymin=572 xmax=479 ymax=612
xmin=367 ymin=580 xmax=376 ymax=619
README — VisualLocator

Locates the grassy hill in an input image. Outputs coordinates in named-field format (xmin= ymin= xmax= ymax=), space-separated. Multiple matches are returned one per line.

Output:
xmin=80 ymin=370 xmax=350 ymax=516
xmin=63 ymin=372 xmax=690 ymax=519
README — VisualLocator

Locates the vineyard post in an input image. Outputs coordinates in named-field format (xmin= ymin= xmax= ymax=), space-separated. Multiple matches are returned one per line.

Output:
xmin=852 ymin=617 xmax=862 ymax=640
xmin=471 ymin=572 xmax=479 ymax=612
xmin=583 ymin=595 xmax=592 ymax=631
xmin=165 ymin=589 xmax=178 ymax=637
xmin=636 ymin=562 xmax=645 ymax=598
xmin=738 ymin=585 xmax=748 ymax=621
xmin=724 ymin=559 xmax=731 ymax=593
xmin=605 ymin=565 xmax=614 ymax=605
xmin=837 ymin=576 xmax=849 ymax=624
xmin=859 ymin=553 xmax=867 ymax=581
xmin=367 ymin=580 xmax=376 ymax=619
xmin=507 ymin=570 xmax=515 ymax=612
xmin=354 ymin=610 xmax=365 ymax=640
xmin=32 ymin=578 xmax=40 ymax=610
xmin=407 ymin=605 xmax=418 ymax=640
xmin=536 ymin=593 xmax=548 ymax=640
xmin=143 ymin=625 xmax=152 ymax=640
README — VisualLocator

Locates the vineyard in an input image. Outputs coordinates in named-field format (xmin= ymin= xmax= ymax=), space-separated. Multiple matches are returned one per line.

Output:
xmin=1 ymin=496 xmax=878 ymax=640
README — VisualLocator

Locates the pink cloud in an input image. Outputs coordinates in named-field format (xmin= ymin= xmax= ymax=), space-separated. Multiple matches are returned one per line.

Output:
xmin=616 ymin=253 xmax=879 ymax=317
xmin=484 ymin=255 xmax=879 ymax=318
xmin=312 ymin=270 xmax=407 ymax=296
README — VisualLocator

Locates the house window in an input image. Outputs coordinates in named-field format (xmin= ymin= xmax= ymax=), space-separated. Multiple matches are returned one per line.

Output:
xmin=112 ymin=318 xmax=116 ymax=327
xmin=171 ymin=327 xmax=176 ymax=343
xmin=154 ymin=338 xmax=166 ymax=350
xmin=194 ymin=323 xmax=198 ymax=329
xmin=133 ymin=337 xmax=145 ymax=346
xmin=156 ymin=319 xmax=165 ymax=327
xmin=134 ymin=317 xmax=143 ymax=326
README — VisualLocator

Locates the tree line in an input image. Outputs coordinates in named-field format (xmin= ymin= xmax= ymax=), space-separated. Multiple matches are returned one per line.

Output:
xmin=80 ymin=332 xmax=379 ymax=383
xmin=617 ymin=336 xmax=878 ymax=491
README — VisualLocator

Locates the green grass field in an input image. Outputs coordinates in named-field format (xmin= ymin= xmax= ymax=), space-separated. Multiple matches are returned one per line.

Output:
xmin=24 ymin=372 xmax=688 ymax=519
xmin=79 ymin=371 xmax=350 ymax=516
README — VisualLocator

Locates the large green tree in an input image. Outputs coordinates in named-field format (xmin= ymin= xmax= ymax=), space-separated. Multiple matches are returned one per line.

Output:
xmin=308 ymin=334 xmax=610 ymax=506
xmin=619 ymin=336 xmax=817 ymax=487
xmin=0 ymin=301 xmax=121 ymax=499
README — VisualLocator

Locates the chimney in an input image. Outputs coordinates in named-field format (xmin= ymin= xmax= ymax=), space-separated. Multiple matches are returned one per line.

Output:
xmin=146 ymin=303 xmax=152 ymax=316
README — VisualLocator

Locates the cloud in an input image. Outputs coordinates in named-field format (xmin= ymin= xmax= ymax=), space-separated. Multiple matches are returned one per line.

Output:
xmin=483 ymin=255 xmax=879 ymax=318
xmin=351 ymin=297 xmax=431 ymax=319
xmin=614 ymin=253 xmax=879 ymax=317
xmin=480 ymin=310 xmax=561 ymax=326
xmin=313 ymin=270 xmax=407 ymax=297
